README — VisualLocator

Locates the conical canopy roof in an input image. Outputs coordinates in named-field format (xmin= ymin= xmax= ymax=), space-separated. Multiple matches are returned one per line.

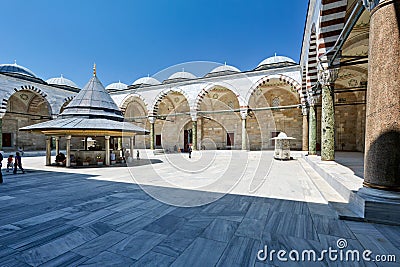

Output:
xmin=20 ymin=68 xmax=149 ymax=135
xmin=60 ymin=74 xmax=124 ymax=121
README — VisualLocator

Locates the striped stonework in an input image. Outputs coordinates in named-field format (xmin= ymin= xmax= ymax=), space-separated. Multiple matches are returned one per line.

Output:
xmin=307 ymin=30 xmax=318 ymax=91
xmin=318 ymin=0 xmax=348 ymax=67
xmin=120 ymin=93 xmax=149 ymax=115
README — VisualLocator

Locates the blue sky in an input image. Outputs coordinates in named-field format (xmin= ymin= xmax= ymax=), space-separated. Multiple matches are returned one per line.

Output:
xmin=0 ymin=0 xmax=308 ymax=87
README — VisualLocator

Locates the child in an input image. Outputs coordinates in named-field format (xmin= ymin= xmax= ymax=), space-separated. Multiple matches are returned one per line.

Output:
xmin=6 ymin=155 xmax=13 ymax=172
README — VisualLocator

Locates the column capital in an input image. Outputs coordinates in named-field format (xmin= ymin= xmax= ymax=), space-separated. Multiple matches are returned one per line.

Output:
xmin=362 ymin=0 xmax=381 ymax=12
xmin=190 ymin=111 xmax=198 ymax=121
xmin=239 ymin=106 xmax=249 ymax=120
xmin=148 ymin=116 xmax=156 ymax=124
xmin=66 ymin=135 xmax=72 ymax=140
xmin=317 ymin=67 xmax=339 ymax=86
xmin=302 ymin=107 xmax=309 ymax=116
xmin=105 ymin=136 xmax=110 ymax=140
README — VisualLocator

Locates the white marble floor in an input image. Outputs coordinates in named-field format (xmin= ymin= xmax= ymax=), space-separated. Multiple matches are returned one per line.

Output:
xmin=0 ymin=151 xmax=398 ymax=266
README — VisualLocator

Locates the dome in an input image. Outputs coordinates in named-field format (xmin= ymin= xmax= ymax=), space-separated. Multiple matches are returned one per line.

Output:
xmin=105 ymin=81 xmax=128 ymax=90
xmin=257 ymin=55 xmax=296 ymax=67
xmin=46 ymin=75 xmax=79 ymax=89
xmin=132 ymin=77 xmax=161 ymax=86
xmin=210 ymin=64 xmax=240 ymax=74
xmin=0 ymin=62 xmax=36 ymax=77
xmin=167 ymin=71 xmax=197 ymax=80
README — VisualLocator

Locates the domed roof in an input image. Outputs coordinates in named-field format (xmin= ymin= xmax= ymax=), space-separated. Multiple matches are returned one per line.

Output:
xmin=105 ymin=81 xmax=128 ymax=91
xmin=0 ymin=62 xmax=36 ymax=77
xmin=132 ymin=76 xmax=161 ymax=86
xmin=46 ymin=75 xmax=79 ymax=89
xmin=209 ymin=64 xmax=240 ymax=74
xmin=257 ymin=55 xmax=296 ymax=67
xmin=167 ymin=71 xmax=197 ymax=80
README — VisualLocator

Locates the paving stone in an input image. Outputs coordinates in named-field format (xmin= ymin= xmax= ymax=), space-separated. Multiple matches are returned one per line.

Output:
xmin=171 ymin=237 xmax=227 ymax=267
xmin=108 ymin=230 xmax=167 ymax=260
xmin=216 ymin=235 xmax=260 ymax=267
xmin=143 ymin=215 xmax=187 ymax=235
xmin=79 ymin=251 xmax=135 ymax=267
xmin=132 ymin=251 xmax=176 ymax=267
xmin=201 ymin=218 xmax=240 ymax=242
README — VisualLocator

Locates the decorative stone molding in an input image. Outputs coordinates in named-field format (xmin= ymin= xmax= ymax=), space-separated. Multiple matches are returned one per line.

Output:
xmin=362 ymin=0 xmax=381 ymax=11
xmin=317 ymin=68 xmax=339 ymax=86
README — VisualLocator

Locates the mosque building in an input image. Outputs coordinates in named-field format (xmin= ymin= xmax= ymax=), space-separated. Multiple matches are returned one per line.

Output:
xmin=0 ymin=0 xmax=398 ymax=223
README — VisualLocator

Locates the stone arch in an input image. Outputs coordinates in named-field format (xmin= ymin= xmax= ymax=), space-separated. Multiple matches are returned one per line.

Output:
xmin=0 ymin=85 xmax=51 ymax=118
xmin=317 ymin=0 xmax=347 ymax=64
xmin=120 ymin=93 xmax=149 ymax=115
xmin=2 ymin=88 xmax=52 ymax=150
xmin=60 ymin=96 xmax=74 ymax=114
xmin=246 ymin=74 xmax=303 ymax=106
xmin=195 ymin=82 xmax=247 ymax=112
xmin=151 ymin=88 xmax=191 ymax=116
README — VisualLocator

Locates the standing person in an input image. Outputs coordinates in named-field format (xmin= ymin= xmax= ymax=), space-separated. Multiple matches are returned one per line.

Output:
xmin=6 ymin=155 xmax=13 ymax=172
xmin=188 ymin=146 xmax=192 ymax=159
xmin=136 ymin=150 xmax=140 ymax=160
xmin=13 ymin=152 xmax=25 ymax=174
xmin=18 ymin=146 xmax=24 ymax=156
xmin=0 ymin=151 xmax=3 ymax=184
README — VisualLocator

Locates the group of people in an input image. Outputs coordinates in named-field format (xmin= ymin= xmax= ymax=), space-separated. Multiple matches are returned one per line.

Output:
xmin=0 ymin=151 xmax=25 ymax=183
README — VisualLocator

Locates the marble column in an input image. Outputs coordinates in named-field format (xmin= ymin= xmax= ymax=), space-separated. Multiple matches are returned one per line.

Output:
xmin=105 ymin=136 xmax=110 ymax=166
xmin=363 ymin=0 xmax=400 ymax=191
xmin=302 ymin=109 xmax=309 ymax=151
xmin=308 ymin=104 xmax=317 ymax=155
xmin=130 ymin=136 xmax=135 ymax=157
xmin=240 ymin=107 xmax=248 ymax=150
xmin=45 ymin=137 xmax=51 ymax=166
xmin=149 ymin=117 xmax=155 ymax=150
xmin=192 ymin=120 xmax=198 ymax=151
xmin=66 ymin=135 xmax=71 ymax=167
xmin=318 ymin=68 xmax=338 ymax=161
xmin=55 ymin=137 xmax=60 ymax=156
xmin=118 ymin=138 xmax=122 ymax=151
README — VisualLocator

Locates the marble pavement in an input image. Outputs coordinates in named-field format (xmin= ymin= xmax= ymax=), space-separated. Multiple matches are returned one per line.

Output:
xmin=0 ymin=151 xmax=398 ymax=266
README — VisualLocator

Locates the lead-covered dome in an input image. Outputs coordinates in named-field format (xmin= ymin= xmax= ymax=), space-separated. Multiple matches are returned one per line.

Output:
xmin=46 ymin=75 xmax=79 ymax=89
xmin=256 ymin=55 xmax=297 ymax=70
xmin=105 ymin=81 xmax=128 ymax=91
xmin=205 ymin=64 xmax=241 ymax=77
xmin=168 ymin=71 xmax=197 ymax=80
xmin=0 ymin=62 xmax=36 ymax=77
xmin=132 ymin=77 xmax=161 ymax=86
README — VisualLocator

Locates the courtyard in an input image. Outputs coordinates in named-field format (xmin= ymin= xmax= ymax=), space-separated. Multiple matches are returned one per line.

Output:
xmin=0 ymin=151 xmax=398 ymax=266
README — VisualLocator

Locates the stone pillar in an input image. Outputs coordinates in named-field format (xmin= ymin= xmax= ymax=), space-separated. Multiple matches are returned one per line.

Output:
xmin=302 ymin=109 xmax=309 ymax=151
xmin=45 ymin=137 xmax=51 ymax=166
xmin=318 ymin=68 xmax=338 ymax=161
xmin=130 ymin=136 xmax=135 ymax=157
xmin=105 ymin=136 xmax=110 ymax=166
xmin=240 ymin=107 xmax=248 ymax=150
xmin=308 ymin=104 xmax=317 ymax=155
xmin=363 ymin=0 xmax=400 ymax=191
xmin=192 ymin=120 xmax=198 ymax=151
xmin=55 ymin=137 xmax=60 ymax=156
xmin=118 ymin=137 xmax=122 ymax=150
xmin=149 ymin=117 xmax=155 ymax=150
xmin=66 ymin=135 xmax=71 ymax=167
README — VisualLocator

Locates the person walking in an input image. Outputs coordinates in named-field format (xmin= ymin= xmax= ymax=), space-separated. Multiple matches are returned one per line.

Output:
xmin=188 ymin=146 xmax=192 ymax=159
xmin=13 ymin=152 xmax=25 ymax=174
xmin=6 ymin=155 xmax=13 ymax=172
xmin=136 ymin=150 xmax=140 ymax=160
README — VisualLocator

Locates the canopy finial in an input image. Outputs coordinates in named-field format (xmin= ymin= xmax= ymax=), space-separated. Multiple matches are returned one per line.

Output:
xmin=93 ymin=63 xmax=96 ymax=76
